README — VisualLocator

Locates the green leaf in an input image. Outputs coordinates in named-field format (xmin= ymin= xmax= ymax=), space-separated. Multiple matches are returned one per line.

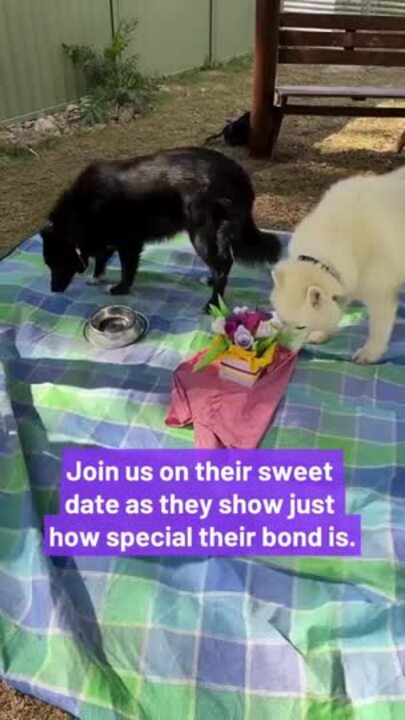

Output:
xmin=208 ymin=304 xmax=224 ymax=319
xmin=193 ymin=337 xmax=229 ymax=372
xmin=217 ymin=296 xmax=229 ymax=316
xmin=255 ymin=335 xmax=277 ymax=357
xmin=279 ymin=328 xmax=305 ymax=351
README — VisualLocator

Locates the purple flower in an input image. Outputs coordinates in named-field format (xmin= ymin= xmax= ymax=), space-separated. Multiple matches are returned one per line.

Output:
xmin=234 ymin=324 xmax=254 ymax=349
xmin=225 ymin=318 xmax=240 ymax=341
xmin=225 ymin=307 xmax=275 ymax=341
xmin=227 ymin=312 xmax=243 ymax=324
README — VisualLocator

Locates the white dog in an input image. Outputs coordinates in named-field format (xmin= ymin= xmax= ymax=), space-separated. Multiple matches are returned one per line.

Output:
xmin=270 ymin=166 xmax=405 ymax=363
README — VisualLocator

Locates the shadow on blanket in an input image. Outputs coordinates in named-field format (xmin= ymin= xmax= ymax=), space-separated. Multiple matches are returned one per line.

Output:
xmin=2 ymin=336 xmax=134 ymax=708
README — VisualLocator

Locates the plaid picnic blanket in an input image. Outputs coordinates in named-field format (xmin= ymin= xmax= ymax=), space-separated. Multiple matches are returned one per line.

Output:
xmin=1 ymin=231 xmax=405 ymax=720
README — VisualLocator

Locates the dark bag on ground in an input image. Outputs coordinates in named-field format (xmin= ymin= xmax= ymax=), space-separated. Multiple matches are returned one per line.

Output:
xmin=204 ymin=112 xmax=250 ymax=147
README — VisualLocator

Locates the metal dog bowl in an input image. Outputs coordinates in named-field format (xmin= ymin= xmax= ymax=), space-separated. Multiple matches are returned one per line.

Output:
xmin=84 ymin=305 xmax=149 ymax=349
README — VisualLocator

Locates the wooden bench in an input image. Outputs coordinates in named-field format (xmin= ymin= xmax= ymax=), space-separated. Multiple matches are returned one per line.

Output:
xmin=250 ymin=0 xmax=405 ymax=157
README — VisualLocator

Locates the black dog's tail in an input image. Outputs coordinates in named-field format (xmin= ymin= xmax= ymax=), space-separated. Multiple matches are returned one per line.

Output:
xmin=232 ymin=215 xmax=282 ymax=265
xmin=204 ymin=129 xmax=226 ymax=145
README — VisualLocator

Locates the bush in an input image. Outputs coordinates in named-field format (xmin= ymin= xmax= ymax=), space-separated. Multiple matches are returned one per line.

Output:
xmin=63 ymin=19 xmax=155 ymax=125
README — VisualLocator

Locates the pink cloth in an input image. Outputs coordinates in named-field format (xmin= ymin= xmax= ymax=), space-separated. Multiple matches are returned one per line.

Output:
xmin=165 ymin=346 xmax=297 ymax=448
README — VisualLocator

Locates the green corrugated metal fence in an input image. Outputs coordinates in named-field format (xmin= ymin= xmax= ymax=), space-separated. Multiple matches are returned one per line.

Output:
xmin=0 ymin=0 xmax=254 ymax=124
xmin=211 ymin=0 xmax=254 ymax=64
xmin=114 ymin=0 xmax=211 ymax=75
xmin=0 ymin=0 xmax=112 ymax=123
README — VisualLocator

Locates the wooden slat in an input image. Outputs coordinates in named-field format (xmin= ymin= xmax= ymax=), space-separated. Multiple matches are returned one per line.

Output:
xmin=345 ymin=32 xmax=405 ymax=50
xmin=284 ymin=104 xmax=405 ymax=117
xmin=279 ymin=47 xmax=405 ymax=66
xmin=280 ymin=30 xmax=345 ymax=47
xmin=277 ymin=84 xmax=405 ymax=98
xmin=280 ymin=29 xmax=405 ymax=50
xmin=280 ymin=12 xmax=405 ymax=32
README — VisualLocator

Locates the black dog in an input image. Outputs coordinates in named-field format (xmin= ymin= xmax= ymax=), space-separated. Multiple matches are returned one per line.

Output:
xmin=204 ymin=112 xmax=250 ymax=147
xmin=41 ymin=147 xmax=281 ymax=310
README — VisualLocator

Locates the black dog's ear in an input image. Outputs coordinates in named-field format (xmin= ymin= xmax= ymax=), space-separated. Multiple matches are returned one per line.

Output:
xmin=39 ymin=221 xmax=53 ymax=239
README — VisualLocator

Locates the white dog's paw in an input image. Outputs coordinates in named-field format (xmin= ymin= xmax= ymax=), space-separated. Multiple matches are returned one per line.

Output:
xmin=352 ymin=344 xmax=382 ymax=364
xmin=308 ymin=331 xmax=329 ymax=344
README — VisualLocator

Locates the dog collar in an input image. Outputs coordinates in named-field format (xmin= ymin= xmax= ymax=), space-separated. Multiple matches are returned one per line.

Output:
xmin=298 ymin=254 xmax=341 ymax=284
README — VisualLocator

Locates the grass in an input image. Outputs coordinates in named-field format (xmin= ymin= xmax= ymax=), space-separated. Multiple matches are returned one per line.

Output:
xmin=0 ymin=58 xmax=404 ymax=719
xmin=1 ymin=59 xmax=404 ymax=259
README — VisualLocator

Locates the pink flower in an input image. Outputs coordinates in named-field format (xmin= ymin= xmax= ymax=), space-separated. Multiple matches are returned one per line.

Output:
xmin=225 ymin=318 xmax=239 ymax=341
xmin=241 ymin=311 xmax=264 ymax=334
xmin=234 ymin=310 xmax=267 ymax=335
xmin=225 ymin=308 xmax=275 ymax=341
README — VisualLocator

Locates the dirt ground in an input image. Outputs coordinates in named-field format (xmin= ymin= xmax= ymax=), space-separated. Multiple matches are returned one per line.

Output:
xmin=0 ymin=59 xmax=404 ymax=719
xmin=1 ymin=58 xmax=405 ymax=259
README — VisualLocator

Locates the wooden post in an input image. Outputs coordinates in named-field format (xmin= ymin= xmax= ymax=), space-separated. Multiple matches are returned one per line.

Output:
xmin=250 ymin=0 xmax=281 ymax=157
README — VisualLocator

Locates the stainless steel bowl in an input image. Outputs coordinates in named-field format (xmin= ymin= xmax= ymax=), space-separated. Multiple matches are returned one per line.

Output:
xmin=84 ymin=305 xmax=149 ymax=349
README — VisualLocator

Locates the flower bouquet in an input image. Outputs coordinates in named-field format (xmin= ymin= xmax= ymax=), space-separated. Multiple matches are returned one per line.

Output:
xmin=194 ymin=298 xmax=293 ymax=387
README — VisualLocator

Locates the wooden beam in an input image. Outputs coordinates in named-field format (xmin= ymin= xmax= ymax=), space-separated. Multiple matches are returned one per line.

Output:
xmin=280 ymin=30 xmax=405 ymax=51
xmin=279 ymin=48 xmax=405 ymax=66
xmin=280 ymin=12 xmax=405 ymax=32
xmin=277 ymin=84 xmax=405 ymax=99
xmin=250 ymin=0 xmax=281 ymax=157
xmin=284 ymin=104 xmax=405 ymax=118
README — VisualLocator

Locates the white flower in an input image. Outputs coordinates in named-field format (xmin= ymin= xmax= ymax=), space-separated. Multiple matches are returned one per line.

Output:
xmin=270 ymin=313 xmax=283 ymax=330
xmin=256 ymin=320 xmax=276 ymax=338
xmin=233 ymin=306 xmax=249 ymax=315
xmin=211 ymin=317 xmax=226 ymax=334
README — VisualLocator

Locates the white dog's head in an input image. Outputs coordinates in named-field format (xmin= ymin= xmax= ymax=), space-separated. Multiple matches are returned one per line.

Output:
xmin=270 ymin=260 xmax=345 ymax=334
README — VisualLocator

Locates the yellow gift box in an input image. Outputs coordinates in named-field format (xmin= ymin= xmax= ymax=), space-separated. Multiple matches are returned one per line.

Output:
xmin=201 ymin=336 xmax=278 ymax=386
xmin=217 ymin=340 xmax=277 ymax=372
